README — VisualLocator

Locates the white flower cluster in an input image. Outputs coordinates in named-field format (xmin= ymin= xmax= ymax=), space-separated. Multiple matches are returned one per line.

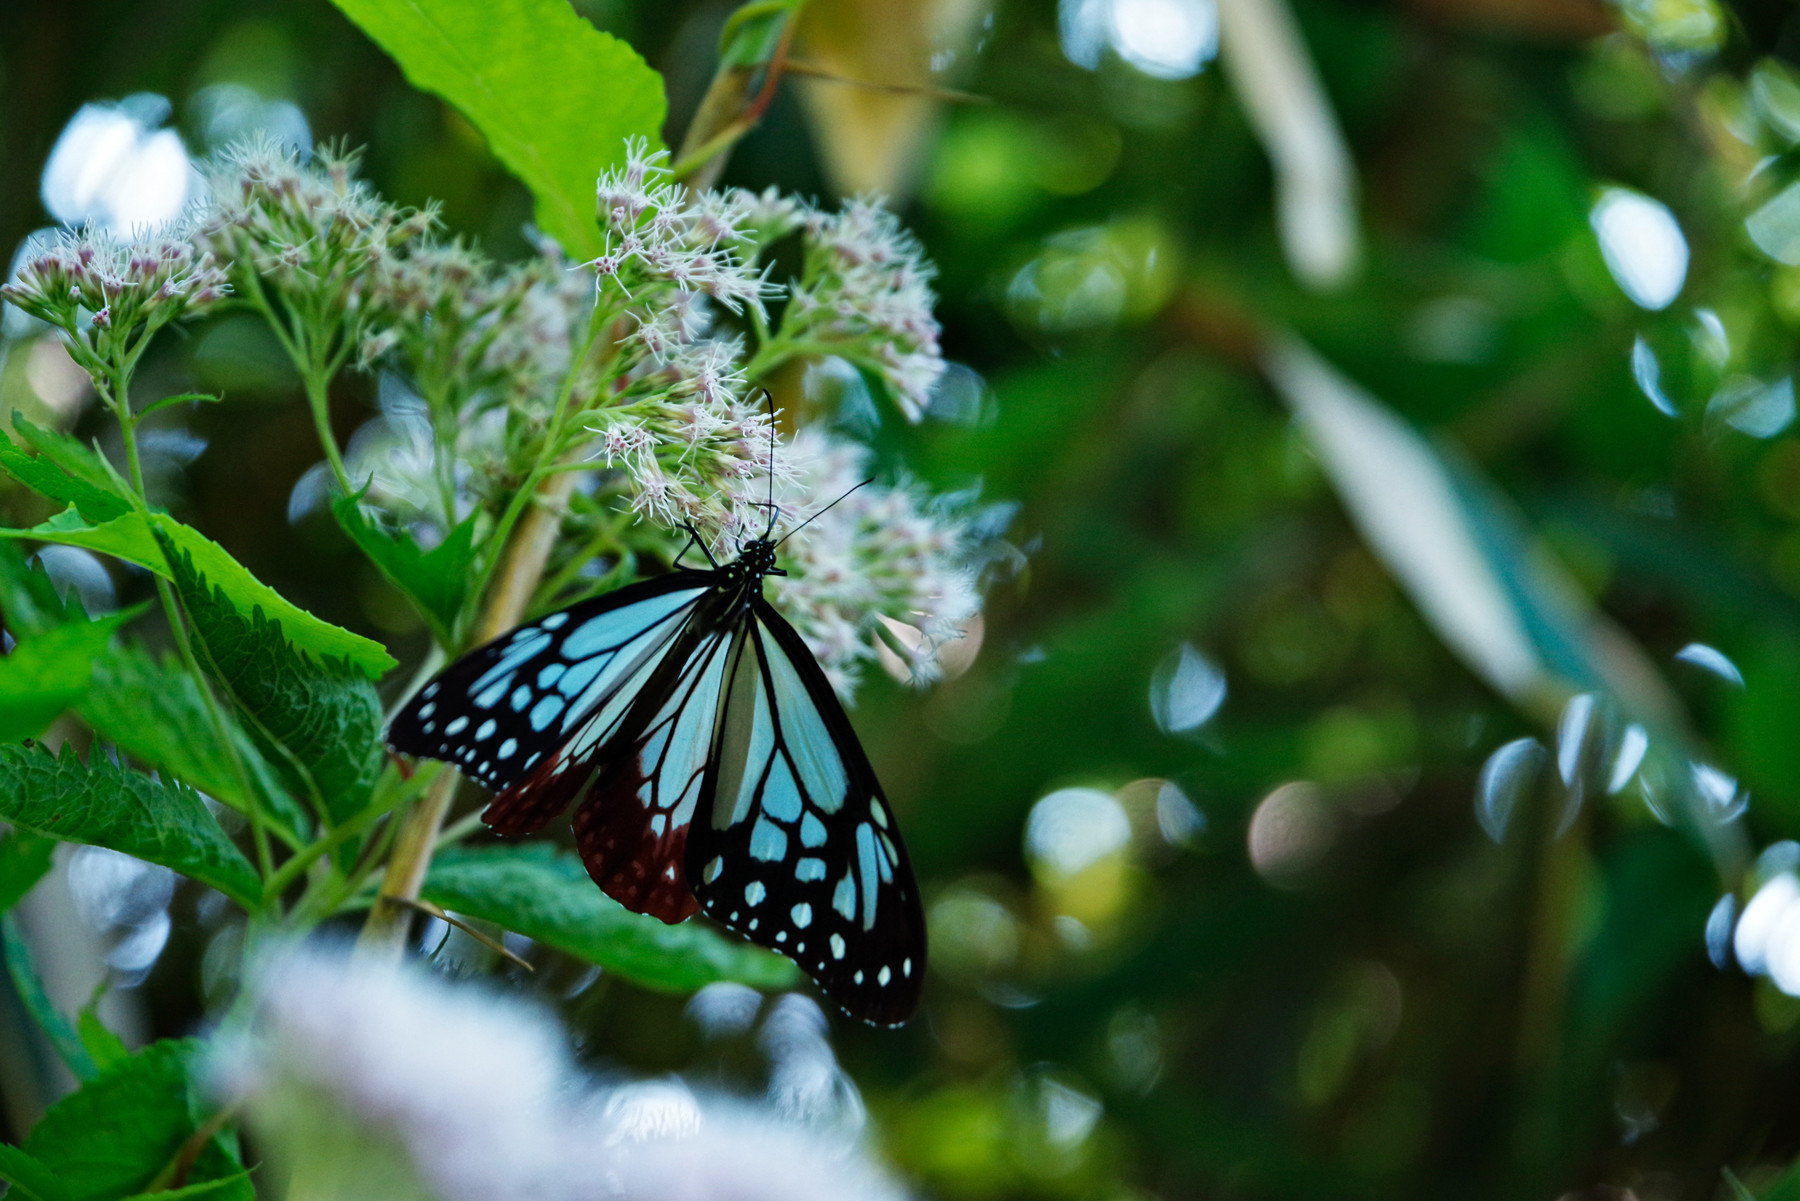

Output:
xmin=2 ymin=227 xmax=228 ymax=345
xmin=212 ymin=944 xmax=908 ymax=1201
xmin=198 ymin=139 xmax=432 ymax=321
xmin=783 ymin=200 xmax=945 ymax=421
xmin=592 ymin=138 xmax=783 ymax=318
xmin=768 ymin=428 xmax=980 ymax=697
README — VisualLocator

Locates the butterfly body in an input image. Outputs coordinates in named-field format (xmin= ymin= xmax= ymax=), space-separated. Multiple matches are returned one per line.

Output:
xmin=388 ymin=536 xmax=927 ymax=1025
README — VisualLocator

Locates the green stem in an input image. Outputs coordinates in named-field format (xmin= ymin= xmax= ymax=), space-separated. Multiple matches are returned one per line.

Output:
xmin=101 ymin=367 xmax=280 ymax=890
xmin=303 ymin=367 xmax=353 ymax=495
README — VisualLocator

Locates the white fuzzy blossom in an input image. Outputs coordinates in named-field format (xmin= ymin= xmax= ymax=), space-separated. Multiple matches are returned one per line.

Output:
xmin=211 ymin=944 xmax=909 ymax=1201
xmin=2 ymin=226 xmax=228 ymax=345
xmin=198 ymin=139 xmax=432 ymax=313
xmin=592 ymin=139 xmax=781 ymax=318
xmin=767 ymin=428 xmax=981 ymax=698
xmin=781 ymin=200 xmax=944 ymax=421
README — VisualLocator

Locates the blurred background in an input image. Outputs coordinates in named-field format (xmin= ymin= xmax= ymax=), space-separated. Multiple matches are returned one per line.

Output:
xmin=8 ymin=0 xmax=1800 ymax=1197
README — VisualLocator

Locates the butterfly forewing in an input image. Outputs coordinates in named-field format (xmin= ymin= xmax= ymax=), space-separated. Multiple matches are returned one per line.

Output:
xmin=687 ymin=600 xmax=926 ymax=1026
xmin=388 ymin=574 xmax=711 ymax=797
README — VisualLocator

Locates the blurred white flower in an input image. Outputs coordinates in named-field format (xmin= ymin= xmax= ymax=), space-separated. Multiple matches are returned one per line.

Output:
xmin=767 ymin=428 xmax=985 ymax=698
xmin=213 ymin=943 xmax=909 ymax=1201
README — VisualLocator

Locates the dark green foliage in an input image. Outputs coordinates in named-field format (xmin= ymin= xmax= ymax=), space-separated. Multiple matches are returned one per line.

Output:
xmin=161 ymin=538 xmax=384 ymax=826
xmin=78 ymin=643 xmax=308 ymax=838
xmin=0 ymin=609 xmax=138 ymax=743
xmin=0 ymin=414 xmax=132 ymax=524
xmin=2 ymin=918 xmax=95 ymax=1081
xmin=22 ymin=1039 xmax=251 ymax=1201
xmin=424 ymin=844 xmax=800 ymax=992
xmin=0 ymin=830 xmax=55 ymax=915
xmin=331 ymin=495 xmax=476 ymax=644
xmin=0 ymin=742 xmax=259 ymax=907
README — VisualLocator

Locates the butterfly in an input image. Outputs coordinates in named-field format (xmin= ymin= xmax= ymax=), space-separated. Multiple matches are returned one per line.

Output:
xmin=386 ymin=524 xmax=927 ymax=1026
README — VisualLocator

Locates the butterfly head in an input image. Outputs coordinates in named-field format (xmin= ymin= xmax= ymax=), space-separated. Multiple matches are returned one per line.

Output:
xmin=734 ymin=536 xmax=779 ymax=581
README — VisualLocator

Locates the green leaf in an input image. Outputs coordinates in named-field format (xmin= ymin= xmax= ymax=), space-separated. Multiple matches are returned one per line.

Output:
xmin=0 ymin=742 xmax=261 ymax=909
xmin=1265 ymin=336 xmax=1678 ymax=722
xmin=25 ymin=1039 xmax=219 ymax=1201
xmin=324 ymin=0 xmax=665 ymax=260
xmin=0 ymin=415 xmax=132 ymax=525
xmin=79 ymin=643 xmax=310 ymax=841
xmin=2 ymin=917 xmax=95 ymax=1081
xmin=1756 ymin=1159 xmax=1800 ymax=1201
xmin=423 ymin=844 xmax=799 ymax=993
xmin=0 ymin=830 xmax=56 ymax=914
xmin=0 ymin=541 xmax=82 ymax=639
xmin=719 ymin=0 xmax=811 ymax=68
xmin=0 ymin=508 xmax=396 ymax=679
xmin=331 ymin=495 xmax=477 ymax=641
xmin=0 ymin=609 xmax=139 ymax=743
xmin=134 ymin=392 xmax=223 ymax=421
xmin=77 ymin=1001 xmax=131 ymax=1074
xmin=0 ymin=1143 xmax=75 ymax=1201
xmin=120 ymin=1172 xmax=254 ymax=1201
xmin=161 ymin=540 xmax=384 ymax=826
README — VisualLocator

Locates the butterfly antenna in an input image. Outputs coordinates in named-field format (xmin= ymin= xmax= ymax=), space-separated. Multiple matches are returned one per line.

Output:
xmin=775 ymin=478 xmax=874 ymax=547
xmin=763 ymin=387 xmax=778 ymax=538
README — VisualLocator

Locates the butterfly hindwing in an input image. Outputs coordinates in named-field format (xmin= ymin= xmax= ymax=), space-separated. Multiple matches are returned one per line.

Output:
xmin=388 ymin=573 xmax=712 ymax=801
xmin=569 ymin=620 xmax=735 ymax=921
xmin=687 ymin=599 xmax=926 ymax=1026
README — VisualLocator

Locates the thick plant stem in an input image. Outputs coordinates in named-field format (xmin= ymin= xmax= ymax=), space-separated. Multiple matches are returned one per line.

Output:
xmin=355 ymin=470 xmax=581 ymax=959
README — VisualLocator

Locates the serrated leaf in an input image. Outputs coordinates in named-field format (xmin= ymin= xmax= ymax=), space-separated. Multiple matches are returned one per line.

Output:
xmin=0 ymin=1142 xmax=75 ymax=1201
xmin=331 ymin=496 xmax=477 ymax=641
xmin=0 ymin=609 xmax=139 ymax=743
xmin=423 ymin=844 xmax=799 ymax=993
xmin=0 ymin=508 xmax=396 ymax=679
xmin=24 ymin=1039 xmax=234 ymax=1201
xmin=0 ymin=830 xmax=57 ymax=914
xmin=0 ymin=742 xmax=260 ymax=909
xmin=0 ymin=414 xmax=133 ymax=524
xmin=325 ymin=0 xmax=665 ymax=260
xmin=2 ymin=917 xmax=95 ymax=1080
xmin=79 ymin=643 xmax=310 ymax=840
xmin=162 ymin=541 xmax=383 ymax=826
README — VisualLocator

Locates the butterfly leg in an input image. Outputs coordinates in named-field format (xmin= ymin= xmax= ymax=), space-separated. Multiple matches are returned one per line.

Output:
xmin=674 ymin=523 xmax=718 ymax=571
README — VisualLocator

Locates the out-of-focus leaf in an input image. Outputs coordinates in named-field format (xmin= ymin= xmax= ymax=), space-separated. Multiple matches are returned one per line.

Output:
xmin=720 ymin=0 xmax=811 ymax=67
xmin=1265 ymin=335 xmax=1679 ymax=723
xmin=0 ymin=414 xmax=133 ymax=524
xmin=78 ymin=643 xmax=309 ymax=839
xmin=331 ymin=496 xmax=476 ymax=642
xmin=794 ymin=0 xmax=991 ymax=197
xmin=1215 ymin=0 xmax=1360 ymax=289
xmin=2 ymin=917 xmax=95 ymax=1081
xmin=0 ymin=541 xmax=82 ymax=639
xmin=0 ymin=429 xmax=131 ymax=525
xmin=161 ymin=540 xmax=383 ymax=826
xmin=423 ymin=845 xmax=800 ymax=992
xmin=324 ymin=0 xmax=665 ymax=259
xmin=24 ymin=1039 xmax=242 ymax=1201
xmin=0 ymin=609 xmax=138 ymax=743
xmin=0 ymin=508 xmax=396 ymax=679
xmin=119 ymin=1174 xmax=254 ymax=1201
xmin=0 ymin=1143 xmax=74 ymax=1201
xmin=0 ymin=830 xmax=56 ymax=914
xmin=77 ymin=1003 xmax=131 ymax=1074
xmin=0 ymin=742 xmax=261 ymax=909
